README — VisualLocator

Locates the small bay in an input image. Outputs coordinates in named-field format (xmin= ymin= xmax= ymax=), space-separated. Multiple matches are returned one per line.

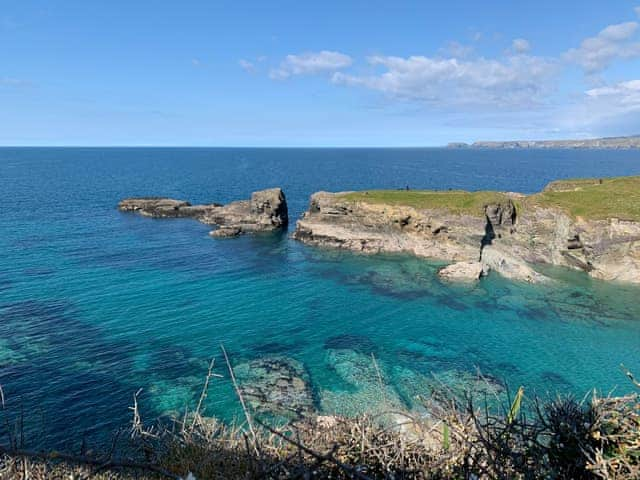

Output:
xmin=1 ymin=147 xmax=640 ymax=448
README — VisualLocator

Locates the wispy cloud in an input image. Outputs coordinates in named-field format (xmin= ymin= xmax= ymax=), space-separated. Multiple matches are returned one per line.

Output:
xmin=443 ymin=41 xmax=474 ymax=58
xmin=511 ymin=38 xmax=531 ymax=53
xmin=269 ymin=50 xmax=352 ymax=79
xmin=585 ymin=79 xmax=640 ymax=115
xmin=238 ymin=59 xmax=256 ymax=73
xmin=556 ymin=79 xmax=640 ymax=135
xmin=332 ymin=54 xmax=557 ymax=109
xmin=1 ymin=77 xmax=31 ymax=88
xmin=564 ymin=21 xmax=640 ymax=73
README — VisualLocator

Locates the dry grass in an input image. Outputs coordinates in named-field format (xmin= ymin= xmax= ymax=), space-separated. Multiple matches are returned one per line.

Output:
xmin=0 ymin=354 xmax=638 ymax=479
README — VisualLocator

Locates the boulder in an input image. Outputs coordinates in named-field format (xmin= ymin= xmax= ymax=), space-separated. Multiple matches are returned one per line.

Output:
xmin=480 ymin=245 xmax=547 ymax=284
xmin=438 ymin=261 xmax=486 ymax=281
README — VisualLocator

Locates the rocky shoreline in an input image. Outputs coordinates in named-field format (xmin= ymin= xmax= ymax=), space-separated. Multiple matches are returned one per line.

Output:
xmin=118 ymin=176 xmax=640 ymax=285
xmin=118 ymin=188 xmax=288 ymax=237
xmin=293 ymin=177 xmax=640 ymax=284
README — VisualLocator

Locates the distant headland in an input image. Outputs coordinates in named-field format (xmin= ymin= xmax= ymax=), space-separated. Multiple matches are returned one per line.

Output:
xmin=447 ymin=134 xmax=640 ymax=149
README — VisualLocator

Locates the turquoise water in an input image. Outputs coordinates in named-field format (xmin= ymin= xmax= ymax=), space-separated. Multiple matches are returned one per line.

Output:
xmin=1 ymin=147 xmax=640 ymax=449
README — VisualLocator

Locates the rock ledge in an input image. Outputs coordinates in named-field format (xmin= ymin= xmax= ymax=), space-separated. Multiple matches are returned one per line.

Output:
xmin=118 ymin=188 xmax=288 ymax=237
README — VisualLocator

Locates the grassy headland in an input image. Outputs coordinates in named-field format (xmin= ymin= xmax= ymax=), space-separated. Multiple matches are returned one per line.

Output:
xmin=339 ymin=190 xmax=512 ymax=217
xmin=527 ymin=175 xmax=640 ymax=221
xmin=339 ymin=175 xmax=640 ymax=221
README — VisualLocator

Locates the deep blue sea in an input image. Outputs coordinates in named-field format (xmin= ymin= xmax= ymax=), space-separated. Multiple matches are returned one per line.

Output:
xmin=2 ymin=147 xmax=640 ymax=449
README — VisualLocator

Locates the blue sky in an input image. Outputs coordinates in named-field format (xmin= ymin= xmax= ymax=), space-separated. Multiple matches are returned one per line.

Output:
xmin=2 ymin=1 xmax=640 ymax=146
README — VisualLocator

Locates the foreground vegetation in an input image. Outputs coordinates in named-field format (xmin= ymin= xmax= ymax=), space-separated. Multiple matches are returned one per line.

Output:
xmin=340 ymin=175 xmax=640 ymax=222
xmin=1 ymin=357 xmax=639 ymax=479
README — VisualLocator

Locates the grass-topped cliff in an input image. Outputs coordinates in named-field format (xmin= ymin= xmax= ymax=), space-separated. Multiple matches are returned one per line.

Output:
xmin=339 ymin=175 xmax=640 ymax=221
xmin=528 ymin=175 xmax=640 ymax=221
xmin=340 ymin=190 xmax=512 ymax=217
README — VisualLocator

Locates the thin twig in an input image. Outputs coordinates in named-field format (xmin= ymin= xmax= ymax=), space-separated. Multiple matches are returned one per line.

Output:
xmin=256 ymin=419 xmax=374 ymax=480
xmin=0 ymin=444 xmax=180 ymax=479
xmin=221 ymin=343 xmax=259 ymax=454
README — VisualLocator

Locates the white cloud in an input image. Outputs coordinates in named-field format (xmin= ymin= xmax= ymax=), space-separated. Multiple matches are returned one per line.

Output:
xmin=555 ymin=79 xmax=640 ymax=134
xmin=635 ymin=6 xmax=640 ymax=17
xmin=585 ymin=79 xmax=640 ymax=113
xmin=331 ymin=54 xmax=557 ymax=108
xmin=238 ymin=59 xmax=256 ymax=73
xmin=512 ymin=38 xmax=531 ymax=53
xmin=564 ymin=21 xmax=640 ymax=73
xmin=269 ymin=50 xmax=352 ymax=79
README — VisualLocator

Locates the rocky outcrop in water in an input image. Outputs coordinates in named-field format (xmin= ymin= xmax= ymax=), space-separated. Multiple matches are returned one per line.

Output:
xmin=234 ymin=357 xmax=315 ymax=420
xmin=293 ymin=180 xmax=640 ymax=284
xmin=438 ymin=261 xmax=485 ymax=281
xmin=118 ymin=188 xmax=288 ymax=237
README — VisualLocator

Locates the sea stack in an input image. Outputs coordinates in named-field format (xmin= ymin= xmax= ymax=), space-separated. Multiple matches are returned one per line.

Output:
xmin=118 ymin=187 xmax=288 ymax=238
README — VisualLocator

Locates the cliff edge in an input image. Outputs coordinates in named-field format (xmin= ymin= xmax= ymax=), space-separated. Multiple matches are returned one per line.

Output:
xmin=293 ymin=176 xmax=640 ymax=284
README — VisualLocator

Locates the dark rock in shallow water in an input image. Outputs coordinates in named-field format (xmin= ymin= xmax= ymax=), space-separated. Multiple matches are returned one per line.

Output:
xmin=248 ymin=341 xmax=298 ymax=355
xmin=118 ymin=188 xmax=288 ymax=238
xmin=234 ymin=357 xmax=315 ymax=420
xmin=541 ymin=370 xmax=573 ymax=389
xmin=324 ymin=334 xmax=378 ymax=355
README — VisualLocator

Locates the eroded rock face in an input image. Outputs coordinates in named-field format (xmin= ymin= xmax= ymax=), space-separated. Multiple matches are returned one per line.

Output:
xmin=293 ymin=190 xmax=640 ymax=284
xmin=118 ymin=188 xmax=288 ymax=238
xmin=293 ymin=192 xmax=484 ymax=261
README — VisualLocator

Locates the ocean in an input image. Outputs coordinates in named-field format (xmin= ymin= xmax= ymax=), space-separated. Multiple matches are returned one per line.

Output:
xmin=1 ymin=147 xmax=640 ymax=449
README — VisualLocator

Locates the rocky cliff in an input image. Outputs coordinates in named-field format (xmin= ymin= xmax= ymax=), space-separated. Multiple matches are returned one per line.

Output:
xmin=119 ymin=188 xmax=288 ymax=237
xmin=448 ymin=134 xmax=640 ymax=149
xmin=293 ymin=177 xmax=640 ymax=284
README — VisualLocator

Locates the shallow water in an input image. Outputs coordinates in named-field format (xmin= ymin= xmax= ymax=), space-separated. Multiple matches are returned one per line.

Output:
xmin=1 ymin=147 xmax=640 ymax=449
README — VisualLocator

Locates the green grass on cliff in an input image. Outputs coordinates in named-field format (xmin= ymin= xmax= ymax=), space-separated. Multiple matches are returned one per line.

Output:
xmin=339 ymin=190 xmax=512 ymax=217
xmin=527 ymin=175 xmax=640 ymax=221
xmin=340 ymin=175 xmax=640 ymax=221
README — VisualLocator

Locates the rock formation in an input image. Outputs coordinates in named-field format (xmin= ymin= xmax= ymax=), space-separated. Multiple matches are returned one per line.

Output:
xmin=437 ymin=261 xmax=485 ymax=281
xmin=293 ymin=177 xmax=640 ymax=284
xmin=118 ymin=188 xmax=288 ymax=238
xmin=233 ymin=357 xmax=315 ymax=420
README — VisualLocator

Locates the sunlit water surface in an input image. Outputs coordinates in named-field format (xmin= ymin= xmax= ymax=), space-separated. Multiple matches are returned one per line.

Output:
xmin=1 ymin=147 xmax=639 ymax=448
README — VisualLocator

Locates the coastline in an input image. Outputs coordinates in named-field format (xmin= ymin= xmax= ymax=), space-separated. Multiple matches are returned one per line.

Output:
xmin=293 ymin=175 xmax=640 ymax=284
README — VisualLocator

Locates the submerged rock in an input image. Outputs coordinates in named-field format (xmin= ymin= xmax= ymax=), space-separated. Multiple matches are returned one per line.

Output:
xmin=320 ymin=348 xmax=406 ymax=418
xmin=233 ymin=357 xmax=315 ymax=420
xmin=480 ymin=245 xmax=547 ymax=284
xmin=438 ymin=261 xmax=486 ymax=281
xmin=118 ymin=188 xmax=288 ymax=238
xmin=323 ymin=334 xmax=378 ymax=355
